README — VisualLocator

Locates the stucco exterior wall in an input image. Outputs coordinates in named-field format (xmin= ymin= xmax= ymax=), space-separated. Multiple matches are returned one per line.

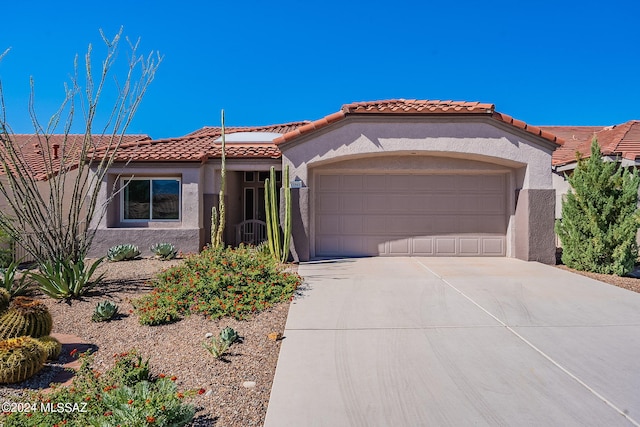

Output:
xmin=88 ymin=162 xmax=204 ymax=257
xmin=280 ymin=116 xmax=557 ymax=263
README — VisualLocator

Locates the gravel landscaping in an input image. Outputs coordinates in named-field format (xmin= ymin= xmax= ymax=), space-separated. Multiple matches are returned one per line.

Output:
xmin=0 ymin=257 xmax=293 ymax=426
xmin=2 ymin=256 xmax=639 ymax=426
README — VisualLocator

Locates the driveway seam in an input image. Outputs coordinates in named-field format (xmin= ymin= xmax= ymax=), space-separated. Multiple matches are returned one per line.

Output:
xmin=413 ymin=258 xmax=640 ymax=427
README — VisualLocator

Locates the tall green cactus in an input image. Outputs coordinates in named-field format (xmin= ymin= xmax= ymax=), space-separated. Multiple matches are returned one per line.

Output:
xmin=0 ymin=297 xmax=53 ymax=340
xmin=265 ymin=165 xmax=292 ymax=263
xmin=0 ymin=336 xmax=46 ymax=384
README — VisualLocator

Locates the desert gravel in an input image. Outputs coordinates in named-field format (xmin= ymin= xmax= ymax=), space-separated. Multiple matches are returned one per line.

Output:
xmin=0 ymin=258 xmax=292 ymax=426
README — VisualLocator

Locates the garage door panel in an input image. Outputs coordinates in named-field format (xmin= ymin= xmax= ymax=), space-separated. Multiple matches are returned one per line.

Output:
xmin=342 ymin=194 xmax=364 ymax=212
xmin=342 ymin=175 xmax=364 ymax=191
xmin=365 ymin=195 xmax=391 ymax=212
xmin=315 ymin=173 xmax=507 ymax=257
xmin=413 ymin=238 xmax=434 ymax=255
xmin=342 ymin=216 xmax=364 ymax=234
xmin=389 ymin=238 xmax=411 ymax=255
xmin=316 ymin=215 xmax=341 ymax=234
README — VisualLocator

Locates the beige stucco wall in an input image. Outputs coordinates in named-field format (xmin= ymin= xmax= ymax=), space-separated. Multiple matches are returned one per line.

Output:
xmin=89 ymin=162 xmax=204 ymax=256
xmin=280 ymin=116 xmax=557 ymax=264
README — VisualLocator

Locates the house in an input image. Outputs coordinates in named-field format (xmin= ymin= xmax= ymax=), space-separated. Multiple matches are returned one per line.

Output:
xmin=0 ymin=134 xmax=151 ymax=261
xmin=543 ymin=121 xmax=640 ymax=219
xmin=88 ymin=99 xmax=564 ymax=264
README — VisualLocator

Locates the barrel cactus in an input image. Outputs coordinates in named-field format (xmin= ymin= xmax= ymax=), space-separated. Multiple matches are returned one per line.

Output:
xmin=107 ymin=244 xmax=141 ymax=262
xmin=150 ymin=243 xmax=178 ymax=260
xmin=0 ymin=297 xmax=53 ymax=339
xmin=0 ymin=336 xmax=46 ymax=383
xmin=36 ymin=335 xmax=62 ymax=361
xmin=92 ymin=300 xmax=119 ymax=322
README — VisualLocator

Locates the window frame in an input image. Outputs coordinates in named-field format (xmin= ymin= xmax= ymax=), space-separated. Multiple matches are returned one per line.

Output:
xmin=120 ymin=177 xmax=182 ymax=222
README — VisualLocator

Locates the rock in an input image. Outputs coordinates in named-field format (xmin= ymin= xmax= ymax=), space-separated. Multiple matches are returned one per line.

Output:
xmin=267 ymin=332 xmax=282 ymax=341
xmin=242 ymin=381 xmax=256 ymax=388
xmin=205 ymin=332 xmax=214 ymax=339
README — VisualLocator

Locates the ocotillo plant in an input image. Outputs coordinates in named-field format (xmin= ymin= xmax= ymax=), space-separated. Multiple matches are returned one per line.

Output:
xmin=265 ymin=165 xmax=292 ymax=263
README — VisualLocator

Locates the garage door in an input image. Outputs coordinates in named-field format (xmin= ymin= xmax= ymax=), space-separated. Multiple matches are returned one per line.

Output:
xmin=315 ymin=173 xmax=507 ymax=257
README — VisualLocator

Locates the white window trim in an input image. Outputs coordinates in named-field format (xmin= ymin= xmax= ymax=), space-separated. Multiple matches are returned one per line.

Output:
xmin=120 ymin=177 xmax=182 ymax=222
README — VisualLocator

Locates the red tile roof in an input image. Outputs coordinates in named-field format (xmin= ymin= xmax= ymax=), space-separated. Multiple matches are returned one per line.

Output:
xmin=1 ymin=134 xmax=151 ymax=181
xmin=104 ymin=122 xmax=309 ymax=162
xmin=274 ymin=99 xmax=564 ymax=146
xmin=545 ymin=121 xmax=640 ymax=166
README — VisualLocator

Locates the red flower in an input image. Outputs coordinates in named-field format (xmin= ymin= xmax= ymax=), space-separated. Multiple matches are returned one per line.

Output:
xmin=170 ymin=376 xmax=177 ymax=381
xmin=146 ymin=415 xmax=156 ymax=423
xmin=158 ymin=373 xmax=166 ymax=378
xmin=104 ymin=411 xmax=113 ymax=416
xmin=198 ymin=388 xmax=206 ymax=395
xmin=69 ymin=348 xmax=78 ymax=357
xmin=176 ymin=392 xmax=184 ymax=399
xmin=127 ymin=399 xmax=134 ymax=404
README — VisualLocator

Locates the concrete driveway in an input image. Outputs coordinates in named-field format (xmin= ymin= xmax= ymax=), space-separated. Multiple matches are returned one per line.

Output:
xmin=264 ymin=257 xmax=640 ymax=427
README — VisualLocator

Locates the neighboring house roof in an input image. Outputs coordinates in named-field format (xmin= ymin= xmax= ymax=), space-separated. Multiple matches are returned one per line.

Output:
xmin=545 ymin=121 xmax=640 ymax=167
xmin=1 ymin=134 xmax=151 ymax=181
xmin=105 ymin=122 xmax=309 ymax=162
xmin=273 ymin=99 xmax=564 ymax=147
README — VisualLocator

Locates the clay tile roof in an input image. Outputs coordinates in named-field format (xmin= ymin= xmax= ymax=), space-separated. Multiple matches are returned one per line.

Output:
xmin=545 ymin=121 xmax=640 ymax=166
xmin=105 ymin=121 xmax=309 ymax=162
xmin=0 ymin=134 xmax=151 ymax=181
xmin=274 ymin=99 xmax=562 ymax=146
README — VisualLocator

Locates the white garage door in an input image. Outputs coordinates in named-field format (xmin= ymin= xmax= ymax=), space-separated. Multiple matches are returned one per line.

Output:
xmin=315 ymin=173 xmax=507 ymax=257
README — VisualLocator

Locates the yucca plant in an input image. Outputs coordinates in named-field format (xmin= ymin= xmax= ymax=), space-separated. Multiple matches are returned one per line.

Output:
xmin=92 ymin=300 xmax=119 ymax=322
xmin=0 ymin=260 xmax=30 ymax=298
xmin=150 ymin=243 xmax=177 ymax=260
xmin=107 ymin=244 xmax=141 ymax=262
xmin=29 ymin=257 xmax=105 ymax=299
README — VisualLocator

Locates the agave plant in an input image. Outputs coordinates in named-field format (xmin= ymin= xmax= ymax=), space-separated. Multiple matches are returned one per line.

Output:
xmin=220 ymin=326 xmax=240 ymax=346
xmin=0 ymin=260 xmax=30 ymax=298
xmin=202 ymin=327 xmax=241 ymax=360
xmin=107 ymin=244 xmax=141 ymax=262
xmin=150 ymin=243 xmax=178 ymax=260
xmin=92 ymin=300 xmax=119 ymax=322
xmin=29 ymin=257 xmax=105 ymax=300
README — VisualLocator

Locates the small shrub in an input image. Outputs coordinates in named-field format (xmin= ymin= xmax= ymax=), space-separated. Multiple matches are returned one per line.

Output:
xmin=202 ymin=326 xmax=241 ymax=360
xmin=28 ymin=257 xmax=105 ymax=299
xmin=151 ymin=243 xmax=178 ymax=260
xmin=0 ymin=350 xmax=195 ymax=426
xmin=0 ymin=260 xmax=30 ymax=298
xmin=133 ymin=245 xmax=301 ymax=325
xmin=92 ymin=300 xmax=119 ymax=322
xmin=107 ymin=244 xmax=141 ymax=262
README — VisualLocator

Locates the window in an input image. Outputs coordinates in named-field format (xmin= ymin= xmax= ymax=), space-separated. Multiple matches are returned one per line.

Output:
xmin=122 ymin=178 xmax=180 ymax=221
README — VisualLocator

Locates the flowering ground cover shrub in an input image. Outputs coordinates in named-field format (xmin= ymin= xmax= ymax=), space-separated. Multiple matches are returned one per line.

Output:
xmin=1 ymin=350 xmax=195 ymax=426
xmin=133 ymin=245 xmax=301 ymax=325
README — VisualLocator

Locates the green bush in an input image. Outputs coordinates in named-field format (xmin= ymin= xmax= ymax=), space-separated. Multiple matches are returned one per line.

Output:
xmin=133 ymin=245 xmax=301 ymax=325
xmin=556 ymin=138 xmax=640 ymax=275
xmin=29 ymin=257 xmax=105 ymax=299
xmin=0 ymin=350 xmax=195 ymax=426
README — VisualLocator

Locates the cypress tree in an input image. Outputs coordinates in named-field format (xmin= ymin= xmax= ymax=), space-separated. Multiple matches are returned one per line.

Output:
xmin=556 ymin=138 xmax=640 ymax=275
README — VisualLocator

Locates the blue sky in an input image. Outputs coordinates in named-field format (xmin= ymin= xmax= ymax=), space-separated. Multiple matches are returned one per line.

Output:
xmin=1 ymin=0 xmax=639 ymax=139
